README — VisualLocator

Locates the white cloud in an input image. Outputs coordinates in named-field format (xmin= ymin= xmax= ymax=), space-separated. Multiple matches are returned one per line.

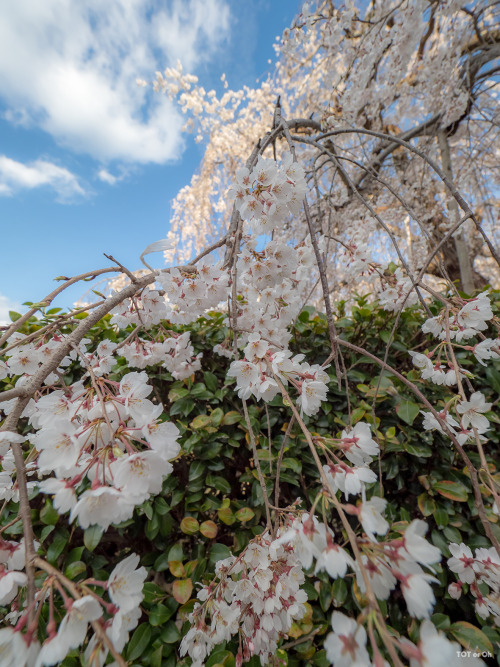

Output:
xmin=0 ymin=0 xmax=231 ymax=165
xmin=97 ymin=169 xmax=120 ymax=185
xmin=0 ymin=294 xmax=24 ymax=326
xmin=0 ymin=155 xmax=85 ymax=201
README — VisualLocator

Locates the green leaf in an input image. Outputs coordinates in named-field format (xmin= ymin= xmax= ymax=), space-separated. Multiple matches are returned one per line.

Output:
xmin=209 ymin=543 xmax=232 ymax=563
xmin=200 ymin=520 xmax=218 ymax=538
xmin=449 ymin=622 xmax=493 ymax=654
xmin=207 ymin=475 xmax=231 ymax=494
xmin=168 ymin=386 xmax=189 ymax=402
xmin=433 ymin=480 xmax=469 ymax=502
xmin=167 ymin=543 xmax=184 ymax=562
xmin=395 ymin=399 xmax=420 ymax=425
xmin=46 ymin=532 xmax=68 ymax=564
xmin=431 ymin=613 xmax=450 ymax=630
xmin=64 ymin=561 xmax=87 ymax=580
xmin=210 ymin=408 xmax=224 ymax=426
xmin=84 ymin=525 xmax=103 ymax=552
xmin=404 ymin=441 xmax=431 ymax=457
xmin=222 ymin=411 xmax=241 ymax=425
xmin=127 ymin=623 xmax=152 ymax=661
xmin=150 ymin=646 xmax=163 ymax=667
xmin=40 ymin=501 xmax=59 ymax=526
xmin=160 ymin=621 xmax=181 ymax=644
xmin=204 ymin=371 xmax=219 ymax=392
xmin=180 ymin=517 xmax=200 ymax=535
xmin=172 ymin=578 xmax=193 ymax=604
xmin=235 ymin=507 xmax=255 ymax=522
xmin=149 ymin=604 xmax=173 ymax=626
xmin=189 ymin=461 xmax=206 ymax=481
xmin=433 ymin=508 xmax=449 ymax=528
xmin=417 ymin=494 xmax=436 ymax=517
xmin=332 ymin=578 xmax=348 ymax=606
xmin=190 ymin=414 xmax=212 ymax=430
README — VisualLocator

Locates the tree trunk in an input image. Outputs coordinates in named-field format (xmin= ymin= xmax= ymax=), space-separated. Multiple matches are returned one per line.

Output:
xmin=437 ymin=131 xmax=476 ymax=294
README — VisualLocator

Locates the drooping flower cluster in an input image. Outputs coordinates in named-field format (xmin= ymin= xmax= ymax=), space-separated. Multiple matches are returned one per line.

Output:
xmin=229 ymin=152 xmax=306 ymax=235
xmin=447 ymin=542 xmax=500 ymax=624
xmin=180 ymin=526 xmax=308 ymax=666
xmin=422 ymin=291 xmax=494 ymax=342
xmin=118 ymin=330 xmax=202 ymax=380
xmin=281 ymin=511 xmax=442 ymax=620
xmin=156 ymin=260 xmax=229 ymax=325
xmin=28 ymin=371 xmax=180 ymax=529
xmin=0 ymin=537 xmax=30 ymax=608
xmin=378 ymin=267 xmax=420 ymax=312
xmin=0 ymin=553 xmax=146 ymax=667
xmin=323 ymin=421 xmax=380 ymax=499
xmin=421 ymin=389 xmax=491 ymax=446
xmin=228 ymin=333 xmax=329 ymax=415
xmin=409 ymin=350 xmax=468 ymax=387
xmin=232 ymin=236 xmax=321 ymax=348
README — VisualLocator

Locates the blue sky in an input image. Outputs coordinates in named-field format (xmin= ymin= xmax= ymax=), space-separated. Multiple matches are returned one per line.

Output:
xmin=0 ymin=0 xmax=300 ymax=321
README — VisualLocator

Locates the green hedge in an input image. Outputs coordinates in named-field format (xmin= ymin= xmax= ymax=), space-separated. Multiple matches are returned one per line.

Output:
xmin=2 ymin=294 xmax=500 ymax=665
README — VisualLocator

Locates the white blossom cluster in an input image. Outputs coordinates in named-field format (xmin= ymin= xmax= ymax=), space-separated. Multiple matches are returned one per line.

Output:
xmin=321 ymin=613 xmax=468 ymax=666
xmin=447 ymin=542 xmax=500 ymax=624
xmin=322 ymin=421 xmax=380 ymax=499
xmin=422 ymin=291 xmax=494 ymax=342
xmin=0 ymin=431 xmax=38 ymax=502
xmin=378 ymin=267 xmax=420 ymax=312
xmin=0 ymin=553 xmax=146 ymax=667
xmin=180 ymin=525 xmax=308 ymax=667
xmin=283 ymin=512 xmax=442 ymax=620
xmin=156 ymin=260 xmax=229 ymax=325
xmin=229 ymin=152 xmax=306 ymax=235
xmin=412 ymin=290 xmax=497 ymax=444
xmin=119 ymin=331 xmax=202 ymax=380
xmin=0 ymin=537 xmax=33 ymax=610
xmin=23 ymin=371 xmax=181 ymax=529
xmin=232 ymin=235 xmax=321 ymax=348
xmin=228 ymin=334 xmax=329 ymax=416
xmin=110 ymin=266 xmax=230 ymax=331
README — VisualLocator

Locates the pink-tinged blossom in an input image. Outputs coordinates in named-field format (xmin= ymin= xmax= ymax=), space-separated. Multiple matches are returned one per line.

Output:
xmin=401 ymin=573 xmax=438 ymax=619
xmin=0 ymin=431 xmax=26 ymax=456
xmin=297 ymin=379 xmax=328 ymax=416
xmin=340 ymin=422 xmax=379 ymax=466
xmin=142 ymin=420 xmax=180 ymax=460
xmin=456 ymin=392 xmax=491 ymax=433
xmin=401 ymin=620 xmax=464 ymax=667
xmin=324 ymin=612 xmax=369 ymax=666
xmin=0 ymin=628 xmax=30 ymax=667
xmin=108 ymin=605 xmax=142 ymax=653
xmin=447 ymin=543 xmax=476 ymax=584
xmin=39 ymin=478 xmax=77 ymax=514
xmin=355 ymin=554 xmax=397 ymax=600
xmin=56 ymin=596 xmax=102 ymax=654
xmin=324 ymin=463 xmax=377 ymax=499
xmin=111 ymin=451 xmax=172 ymax=501
xmin=35 ymin=633 xmax=69 ymax=667
xmin=473 ymin=338 xmax=500 ymax=366
xmin=315 ymin=543 xmax=354 ymax=579
xmin=456 ymin=291 xmax=493 ymax=332
xmin=69 ymin=487 xmax=135 ymax=530
xmin=0 ymin=568 xmax=27 ymax=605
xmin=107 ymin=553 xmax=147 ymax=612
xmin=402 ymin=520 xmax=441 ymax=567
xmin=358 ymin=496 xmax=389 ymax=541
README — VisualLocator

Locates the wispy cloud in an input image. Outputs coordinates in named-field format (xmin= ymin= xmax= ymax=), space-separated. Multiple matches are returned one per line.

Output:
xmin=0 ymin=155 xmax=85 ymax=201
xmin=0 ymin=0 xmax=231 ymax=166
xmin=0 ymin=294 xmax=24 ymax=326
xmin=97 ymin=168 xmax=122 ymax=186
